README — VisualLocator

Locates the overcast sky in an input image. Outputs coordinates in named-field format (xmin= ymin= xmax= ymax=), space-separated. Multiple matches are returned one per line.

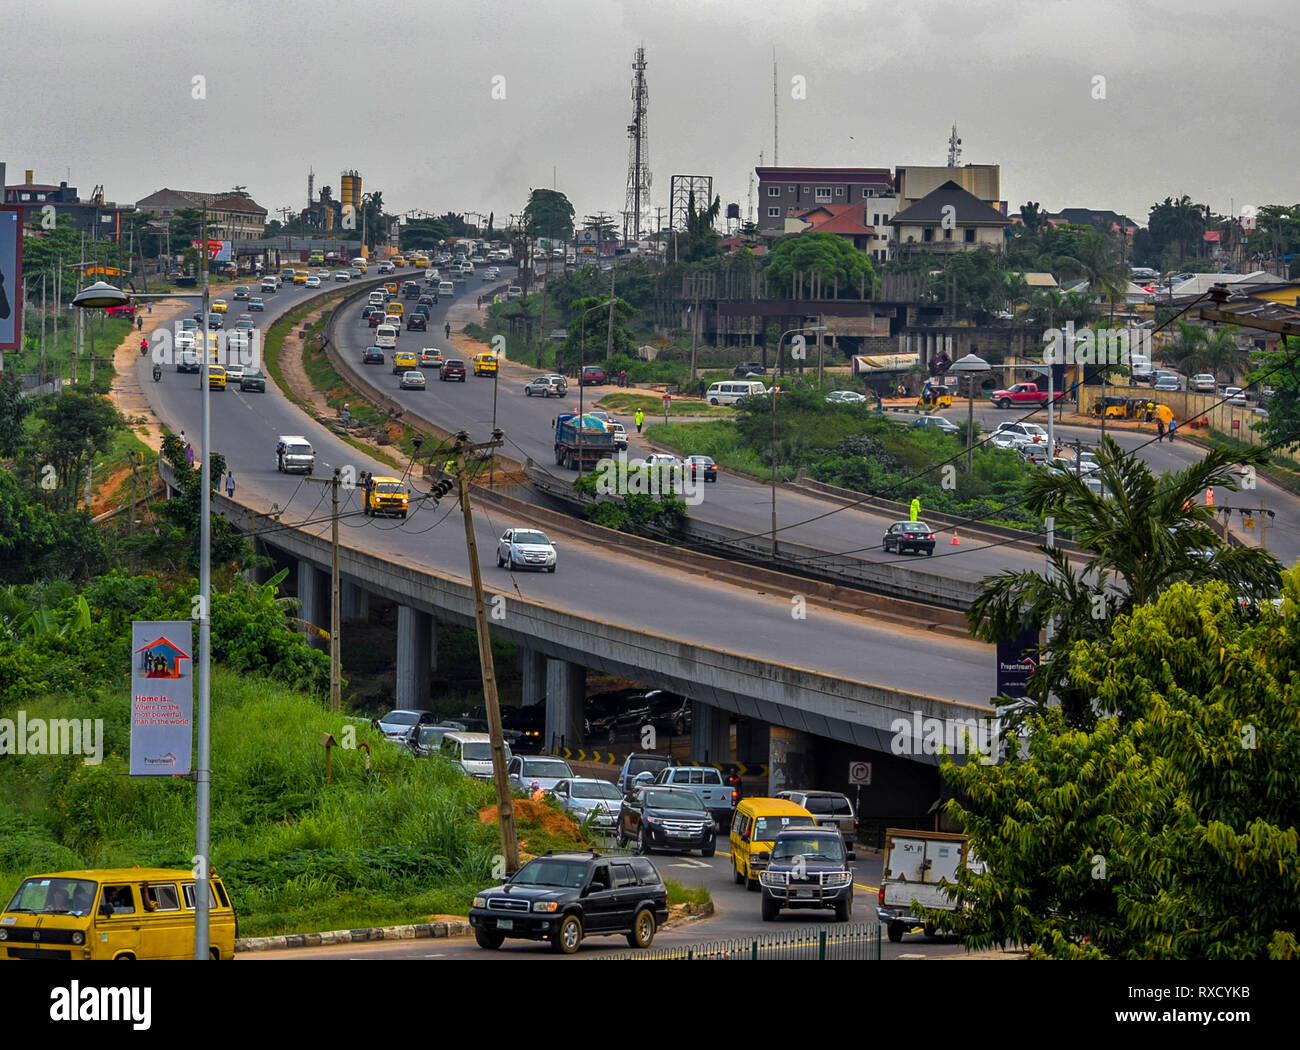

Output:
xmin=5 ymin=0 xmax=1297 ymax=231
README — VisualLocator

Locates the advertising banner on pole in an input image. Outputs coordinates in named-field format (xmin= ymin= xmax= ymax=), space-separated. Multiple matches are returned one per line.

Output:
xmin=0 ymin=205 xmax=23 ymax=353
xmin=130 ymin=621 xmax=194 ymax=776
xmin=996 ymin=628 xmax=1038 ymax=699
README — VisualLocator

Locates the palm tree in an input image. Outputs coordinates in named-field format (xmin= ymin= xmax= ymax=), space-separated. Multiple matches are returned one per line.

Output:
xmin=1057 ymin=233 xmax=1129 ymax=323
xmin=967 ymin=438 xmax=1281 ymax=727
xmin=1166 ymin=322 xmax=1255 ymax=385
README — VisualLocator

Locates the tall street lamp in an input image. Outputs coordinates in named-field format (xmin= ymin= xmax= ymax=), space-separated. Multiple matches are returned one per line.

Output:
xmin=576 ymin=297 xmax=620 ymax=477
xmin=948 ymin=351 xmax=990 ymax=474
xmin=73 ymin=245 xmax=214 ymax=961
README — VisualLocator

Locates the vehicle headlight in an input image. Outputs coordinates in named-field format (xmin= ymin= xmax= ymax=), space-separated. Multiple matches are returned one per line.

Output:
xmin=532 ymin=901 xmax=558 ymax=913
xmin=760 ymin=871 xmax=787 ymax=887
xmin=472 ymin=896 xmax=486 ymax=909
xmin=71 ymin=931 xmax=85 ymax=945
xmin=644 ymin=815 xmax=659 ymax=824
xmin=824 ymin=872 xmax=852 ymax=887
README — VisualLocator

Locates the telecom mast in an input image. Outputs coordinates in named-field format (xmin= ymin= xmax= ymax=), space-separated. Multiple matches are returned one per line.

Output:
xmin=623 ymin=46 xmax=651 ymax=242
xmin=947 ymin=125 xmax=962 ymax=167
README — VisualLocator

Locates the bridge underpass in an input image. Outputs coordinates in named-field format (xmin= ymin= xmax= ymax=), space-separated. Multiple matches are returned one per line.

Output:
xmin=235 ymin=496 xmax=986 ymax=820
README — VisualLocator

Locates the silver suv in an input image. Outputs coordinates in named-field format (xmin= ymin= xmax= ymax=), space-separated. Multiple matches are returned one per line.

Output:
xmin=525 ymin=374 xmax=568 ymax=398
xmin=774 ymin=790 xmax=858 ymax=857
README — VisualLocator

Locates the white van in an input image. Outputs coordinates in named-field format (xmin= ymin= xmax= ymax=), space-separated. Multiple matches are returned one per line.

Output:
xmin=260 ymin=277 xmax=278 ymax=293
xmin=437 ymin=281 xmax=455 ymax=298
xmin=439 ymin=732 xmax=511 ymax=780
xmin=705 ymin=380 xmax=768 ymax=406
xmin=368 ymin=290 xmax=387 ymax=307
xmin=375 ymin=324 xmax=398 ymax=349
xmin=276 ymin=435 xmax=315 ymax=474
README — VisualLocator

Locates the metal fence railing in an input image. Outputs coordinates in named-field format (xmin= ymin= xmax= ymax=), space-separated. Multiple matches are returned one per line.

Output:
xmin=605 ymin=922 xmax=883 ymax=961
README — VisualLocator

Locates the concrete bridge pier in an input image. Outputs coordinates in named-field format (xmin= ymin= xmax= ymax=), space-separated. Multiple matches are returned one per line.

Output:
xmin=768 ymin=726 xmax=813 ymax=796
xmin=519 ymin=649 xmax=547 ymax=707
xmin=296 ymin=560 xmax=329 ymax=642
xmin=545 ymin=658 xmax=586 ymax=753
xmin=396 ymin=606 xmax=435 ymax=709
xmin=341 ymin=580 xmax=371 ymax=622
xmin=690 ymin=702 xmax=731 ymax=767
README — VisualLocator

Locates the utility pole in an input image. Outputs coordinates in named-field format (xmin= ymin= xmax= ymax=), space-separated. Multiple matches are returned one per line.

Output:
xmin=605 ymin=265 xmax=617 ymax=361
xmin=305 ymin=469 xmax=343 ymax=710
xmin=454 ymin=430 xmax=519 ymax=873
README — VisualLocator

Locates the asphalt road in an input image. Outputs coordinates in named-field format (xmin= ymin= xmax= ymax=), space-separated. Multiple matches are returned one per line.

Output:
xmin=239 ymin=838 xmax=969 ymax=961
xmin=140 ymin=267 xmax=996 ymax=704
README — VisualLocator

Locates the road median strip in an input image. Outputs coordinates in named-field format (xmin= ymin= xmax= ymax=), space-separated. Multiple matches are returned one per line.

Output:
xmin=237 ymin=919 xmax=470 ymax=953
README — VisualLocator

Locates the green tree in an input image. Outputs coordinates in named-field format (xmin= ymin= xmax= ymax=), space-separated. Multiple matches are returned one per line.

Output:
xmin=1167 ymin=321 xmax=1256 ymax=384
xmin=0 ymin=469 xmax=106 ymax=584
xmin=0 ymin=373 xmax=30 ymax=457
xmin=582 ymin=213 xmax=619 ymax=245
xmin=1055 ymin=231 xmax=1129 ymax=322
xmin=26 ymin=389 xmax=121 ymax=510
xmin=682 ymin=194 xmax=722 ymax=262
xmin=763 ymin=232 xmax=876 ymax=299
xmin=524 ymin=189 xmax=575 ymax=243
xmin=563 ymin=296 xmax=638 ymax=364
xmin=1250 ymin=339 xmax=1300 ymax=450
xmin=939 ymin=570 xmax=1300 ymax=959
xmin=1146 ymin=195 xmax=1209 ymax=265
xmin=966 ymin=438 xmax=1281 ymax=726
xmin=144 ymin=434 xmax=247 ymax=572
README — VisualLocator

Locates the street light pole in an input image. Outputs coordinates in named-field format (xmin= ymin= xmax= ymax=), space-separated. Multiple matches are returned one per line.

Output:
xmin=194 ymin=212 xmax=213 ymax=959
xmin=576 ymin=298 xmax=618 ymax=478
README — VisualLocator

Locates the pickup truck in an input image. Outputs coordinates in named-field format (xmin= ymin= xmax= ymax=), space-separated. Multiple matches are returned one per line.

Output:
xmin=651 ymin=765 xmax=737 ymax=828
xmin=876 ymin=827 xmax=985 ymax=943
xmin=989 ymin=383 xmax=1065 ymax=409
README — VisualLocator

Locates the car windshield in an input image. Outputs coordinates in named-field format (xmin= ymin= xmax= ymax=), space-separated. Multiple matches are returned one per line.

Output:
xmin=509 ymin=859 xmax=588 ymax=889
xmin=7 ymin=877 xmax=100 ymax=916
xmin=383 ymin=711 xmax=420 ymax=725
xmin=644 ymin=789 xmax=705 ymax=810
xmin=462 ymin=742 xmax=492 ymax=760
xmin=572 ymin=781 xmax=621 ymax=801
xmin=522 ymin=760 xmax=571 ymax=779
xmin=376 ymin=483 xmax=405 ymax=494
xmin=416 ymin=727 xmax=447 ymax=745
xmin=772 ymin=836 xmax=845 ymax=862
xmin=286 ymin=444 xmax=312 ymax=455
xmin=754 ymin=815 xmax=815 ymax=839
xmin=804 ymin=795 xmax=853 ymax=816
xmin=512 ymin=531 xmax=549 ymax=546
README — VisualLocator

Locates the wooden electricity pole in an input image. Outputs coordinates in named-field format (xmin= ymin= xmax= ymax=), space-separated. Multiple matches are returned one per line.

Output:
xmin=304 ymin=468 xmax=343 ymax=710
xmin=454 ymin=429 xmax=519 ymax=873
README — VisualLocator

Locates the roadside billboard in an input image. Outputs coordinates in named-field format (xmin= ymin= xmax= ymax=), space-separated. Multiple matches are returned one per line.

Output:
xmin=130 ymin=621 xmax=194 ymax=776
xmin=852 ymin=353 xmax=920 ymax=375
xmin=0 ymin=205 xmax=22 ymax=353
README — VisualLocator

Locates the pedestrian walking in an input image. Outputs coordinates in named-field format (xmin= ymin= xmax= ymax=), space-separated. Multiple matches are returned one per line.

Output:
xmin=136 ymin=315 xmax=143 ymax=332
xmin=184 ymin=442 xmax=195 ymax=469
xmin=909 ymin=497 xmax=921 ymax=522
xmin=477 ymin=295 xmax=482 ymax=309
xmin=445 ymin=322 xmax=452 ymax=340
xmin=1168 ymin=418 xmax=1177 ymax=442
xmin=634 ymin=409 xmax=645 ymax=434
xmin=225 ymin=471 xmax=235 ymax=497
xmin=146 ymin=301 xmax=153 ymax=315
xmin=1156 ymin=418 xmax=1165 ymax=442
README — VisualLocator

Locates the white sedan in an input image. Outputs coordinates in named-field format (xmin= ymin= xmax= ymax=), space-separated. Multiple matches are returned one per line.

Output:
xmin=333 ymin=271 xmax=351 ymax=282
xmin=825 ymin=390 xmax=868 ymax=404
xmin=305 ymin=276 xmax=321 ymax=288
xmin=497 ymin=528 xmax=557 ymax=573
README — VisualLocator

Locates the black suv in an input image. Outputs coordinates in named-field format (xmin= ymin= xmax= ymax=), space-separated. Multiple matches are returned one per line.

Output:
xmin=469 ymin=850 xmax=668 ymax=954
xmin=734 ymin=361 xmax=767 ymax=376
xmin=618 ymin=785 xmax=717 ymax=857
xmin=759 ymin=826 xmax=854 ymax=922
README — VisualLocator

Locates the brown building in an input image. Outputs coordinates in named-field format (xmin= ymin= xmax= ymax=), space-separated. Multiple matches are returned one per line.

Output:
xmin=135 ymin=188 xmax=268 ymax=241
xmin=755 ymin=166 xmax=893 ymax=236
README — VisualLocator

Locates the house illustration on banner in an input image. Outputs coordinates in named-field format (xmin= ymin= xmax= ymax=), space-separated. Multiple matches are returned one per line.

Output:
xmin=136 ymin=637 xmax=191 ymax=678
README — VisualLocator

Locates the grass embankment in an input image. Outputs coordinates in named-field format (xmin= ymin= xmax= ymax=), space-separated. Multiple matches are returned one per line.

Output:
xmin=261 ymin=287 xmax=426 ymax=469
xmin=645 ymin=420 xmax=771 ymax=478
xmin=0 ymin=669 xmax=606 ymax=937
xmin=598 ymin=392 xmax=732 ymax=418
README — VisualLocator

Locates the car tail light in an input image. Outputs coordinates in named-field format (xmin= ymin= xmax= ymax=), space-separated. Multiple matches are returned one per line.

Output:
xmin=879 ymin=884 xmax=886 ymax=906
xmin=731 ymin=789 xmax=739 ymax=803
xmin=926 ymin=535 xmax=934 ymax=541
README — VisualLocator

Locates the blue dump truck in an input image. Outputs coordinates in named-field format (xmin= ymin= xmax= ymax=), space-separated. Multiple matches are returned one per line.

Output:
xmin=554 ymin=412 xmax=615 ymax=470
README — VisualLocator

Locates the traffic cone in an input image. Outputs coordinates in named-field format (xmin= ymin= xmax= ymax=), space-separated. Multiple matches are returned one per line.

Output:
xmin=951 ymin=529 xmax=960 ymax=546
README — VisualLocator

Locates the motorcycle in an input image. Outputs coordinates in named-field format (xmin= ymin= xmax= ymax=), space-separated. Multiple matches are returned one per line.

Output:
xmin=139 ymin=340 xmax=149 ymax=356
xmin=152 ymin=364 xmax=162 ymax=382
